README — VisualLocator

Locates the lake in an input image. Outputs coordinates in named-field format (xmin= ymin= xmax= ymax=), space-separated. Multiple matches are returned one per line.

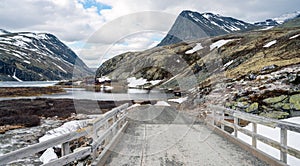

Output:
xmin=0 ymin=81 xmax=174 ymax=101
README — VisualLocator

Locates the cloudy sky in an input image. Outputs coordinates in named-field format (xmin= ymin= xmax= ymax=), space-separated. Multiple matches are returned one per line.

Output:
xmin=1 ymin=0 xmax=299 ymax=68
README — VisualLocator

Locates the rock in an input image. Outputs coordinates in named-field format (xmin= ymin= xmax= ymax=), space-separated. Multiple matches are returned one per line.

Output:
xmin=289 ymin=94 xmax=300 ymax=110
xmin=236 ymin=102 xmax=249 ymax=109
xmin=246 ymin=102 xmax=259 ymax=113
xmin=259 ymin=111 xmax=289 ymax=119
xmin=261 ymin=64 xmax=278 ymax=72
xmin=248 ymin=73 xmax=257 ymax=80
xmin=273 ymin=103 xmax=291 ymax=110
xmin=263 ymin=95 xmax=288 ymax=104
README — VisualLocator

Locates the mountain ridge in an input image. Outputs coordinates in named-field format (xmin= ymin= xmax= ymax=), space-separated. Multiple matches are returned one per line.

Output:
xmin=0 ymin=30 xmax=92 ymax=81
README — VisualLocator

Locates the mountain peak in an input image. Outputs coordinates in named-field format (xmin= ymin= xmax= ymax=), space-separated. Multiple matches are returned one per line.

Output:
xmin=157 ymin=10 xmax=255 ymax=46
xmin=0 ymin=29 xmax=11 ymax=35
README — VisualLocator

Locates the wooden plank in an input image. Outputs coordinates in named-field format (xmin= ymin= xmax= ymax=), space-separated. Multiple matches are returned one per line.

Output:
xmin=236 ymin=125 xmax=300 ymax=160
xmin=91 ymin=117 xmax=124 ymax=150
xmin=280 ymin=128 xmax=287 ymax=163
xmin=92 ymin=121 xmax=129 ymax=166
xmin=209 ymin=105 xmax=300 ymax=132
xmin=42 ymin=147 xmax=91 ymax=166
xmin=0 ymin=127 xmax=92 ymax=164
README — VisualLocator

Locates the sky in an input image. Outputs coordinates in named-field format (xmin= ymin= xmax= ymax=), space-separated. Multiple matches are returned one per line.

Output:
xmin=0 ymin=0 xmax=299 ymax=68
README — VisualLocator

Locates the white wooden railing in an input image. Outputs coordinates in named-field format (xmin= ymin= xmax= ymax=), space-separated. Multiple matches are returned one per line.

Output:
xmin=207 ymin=105 xmax=300 ymax=165
xmin=0 ymin=103 xmax=129 ymax=166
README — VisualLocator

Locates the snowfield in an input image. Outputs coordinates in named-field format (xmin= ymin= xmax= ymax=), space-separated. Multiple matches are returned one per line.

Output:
xmin=263 ymin=40 xmax=277 ymax=48
xmin=210 ymin=39 xmax=235 ymax=50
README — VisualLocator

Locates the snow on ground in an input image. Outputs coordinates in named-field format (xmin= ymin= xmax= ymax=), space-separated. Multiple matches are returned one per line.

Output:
xmin=263 ymin=40 xmax=277 ymax=48
xmin=12 ymin=70 xmax=23 ymax=82
xmin=168 ymin=97 xmax=188 ymax=104
xmin=23 ymin=60 xmax=31 ymax=64
xmin=185 ymin=43 xmax=203 ymax=54
xmin=235 ymin=117 xmax=300 ymax=165
xmin=290 ymin=34 xmax=300 ymax=40
xmin=52 ymin=62 xmax=67 ymax=73
xmin=155 ymin=101 xmax=170 ymax=106
xmin=127 ymin=77 xmax=161 ymax=88
xmin=39 ymin=120 xmax=89 ymax=143
xmin=210 ymin=39 xmax=235 ymax=50
xmin=97 ymin=76 xmax=111 ymax=83
xmin=39 ymin=148 xmax=58 ymax=164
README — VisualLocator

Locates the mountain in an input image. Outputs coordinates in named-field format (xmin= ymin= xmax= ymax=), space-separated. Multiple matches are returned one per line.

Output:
xmin=0 ymin=30 xmax=92 ymax=81
xmin=157 ymin=10 xmax=256 ymax=46
xmin=96 ymin=20 xmax=300 ymax=118
xmin=254 ymin=11 xmax=300 ymax=28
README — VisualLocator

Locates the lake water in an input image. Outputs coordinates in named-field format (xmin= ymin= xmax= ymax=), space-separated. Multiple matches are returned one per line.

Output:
xmin=0 ymin=81 xmax=174 ymax=101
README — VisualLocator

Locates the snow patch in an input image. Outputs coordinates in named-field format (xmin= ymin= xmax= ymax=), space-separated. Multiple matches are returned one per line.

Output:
xmin=39 ymin=148 xmax=58 ymax=164
xmin=12 ymin=70 xmax=23 ymax=82
xmin=290 ymin=34 xmax=300 ymax=39
xmin=210 ymin=39 xmax=235 ymax=50
xmin=235 ymin=117 xmax=300 ymax=165
xmin=52 ymin=62 xmax=67 ymax=73
xmin=155 ymin=101 xmax=170 ymax=106
xmin=127 ymin=77 xmax=161 ymax=88
xmin=39 ymin=120 xmax=89 ymax=143
xmin=23 ymin=60 xmax=31 ymax=64
xmin=185 ymin=43 xmax=203 ymax=54
xmin=168 ymin=97 xmax=188 ymax=104
xmin=263 ymin=40 xmax=277 ymax=48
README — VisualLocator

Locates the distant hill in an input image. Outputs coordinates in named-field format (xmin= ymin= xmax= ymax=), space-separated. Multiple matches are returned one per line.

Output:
xmin=0 ymin=30 xmax=92 ymax=81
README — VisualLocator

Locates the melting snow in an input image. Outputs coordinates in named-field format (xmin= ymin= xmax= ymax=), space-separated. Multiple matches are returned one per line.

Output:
xmin=155 ymin=101 xmax=170 ymax=106
xmin=263 ymin=40 xmax=277 ymax=48
xmin=168 ymin=97 xmax=188 ymax=104
xmin=210 ymin=39 xmax=235 ymax=50
xmin=39 ymin=148 xmax=58 ymax=164
xmin=127 ymin=77 xmax=161 ymax=88
xmin=290 ymin=34 xmax=300 ymax=39
xmin=185 ymin=43 xmax=203 ymax=54
xmin=12 ymin=70 xmax=23 ymax=82
xmin=235 ymin=117 xmax=300 ymax=165
xmin=52 ymin=62 xmax=67 ymax=73
xmin=23 ymin=60 xmax=31 ymax=64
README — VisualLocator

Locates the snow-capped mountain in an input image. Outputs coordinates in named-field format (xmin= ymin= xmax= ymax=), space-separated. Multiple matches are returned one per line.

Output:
xmin=0 ymin=30 xmax=92 ymax=81
xmin=273 ymin=11 xmax=300 ymax=24
xmin=158 ymin=10 xmax=256 ymax=46
xmin=255 ymin=11 xmax=300 ymax=28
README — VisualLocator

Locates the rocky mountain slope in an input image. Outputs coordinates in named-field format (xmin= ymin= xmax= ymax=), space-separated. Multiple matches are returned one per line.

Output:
xmin=96 ymin=17 xmax=300 ymax=119
xmin=157 ymin=10 xmax=256 ymax=46
xmin=0 ymin=30 xmax=92 ymax=81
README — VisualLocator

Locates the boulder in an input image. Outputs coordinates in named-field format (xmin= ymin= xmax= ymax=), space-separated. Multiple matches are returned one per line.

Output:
xmin=246 ymin=102 xmax=259 ymax=113
xmin=263 ymin=95 xmax=287 ymax=104
xmin=259 ymin=111 xmax=289 ymax=119
xmin=289 ymin=94 xmax=300 ymax=110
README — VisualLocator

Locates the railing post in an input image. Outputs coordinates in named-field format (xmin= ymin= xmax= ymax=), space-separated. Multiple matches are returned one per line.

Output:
xmin=221 ymin=111 xmax=225 ymax=130
xmin=212 ymin=109 xmax=215 ymax=126
xmin=61 ymin=142 xmax=70 ymax=156
xmin=234 ymin=116 xmax=238 ymax=137
xmin=280 ymin=128 xmax=287 ymax=163
xmin=252 ymin=123 xmax=257 ymax=148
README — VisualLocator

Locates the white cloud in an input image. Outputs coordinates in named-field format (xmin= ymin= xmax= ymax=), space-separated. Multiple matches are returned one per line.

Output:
xmin=0 ymin=0 xmax=299 ymax=67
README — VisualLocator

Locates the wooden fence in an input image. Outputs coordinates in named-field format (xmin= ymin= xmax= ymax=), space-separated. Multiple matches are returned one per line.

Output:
xmin=207 ymin=105 xmax=300 ymax=165
xmin=0 ymin=103 xmax=129 ymax=166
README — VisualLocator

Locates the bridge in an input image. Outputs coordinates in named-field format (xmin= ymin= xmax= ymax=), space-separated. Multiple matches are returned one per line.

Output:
xmin=0 ymin=104 xmax=299 ymax=165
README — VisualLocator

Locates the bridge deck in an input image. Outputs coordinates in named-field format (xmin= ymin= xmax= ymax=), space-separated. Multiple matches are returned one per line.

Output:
xmin=104 ymin=106 xmax=267 ymax=166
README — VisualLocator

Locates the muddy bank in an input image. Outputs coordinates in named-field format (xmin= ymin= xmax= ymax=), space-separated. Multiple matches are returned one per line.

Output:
xmin=0 ymin=87 xmax=65 ymax=97
xmin=0 ymin=98 xmax=131 ymax=133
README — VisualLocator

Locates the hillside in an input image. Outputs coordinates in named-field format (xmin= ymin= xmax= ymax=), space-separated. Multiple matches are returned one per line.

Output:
xmin=96 ymin=22 xmax=300 ymax=119
xmin=0 ymin=30 xmax=92 ymax=81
